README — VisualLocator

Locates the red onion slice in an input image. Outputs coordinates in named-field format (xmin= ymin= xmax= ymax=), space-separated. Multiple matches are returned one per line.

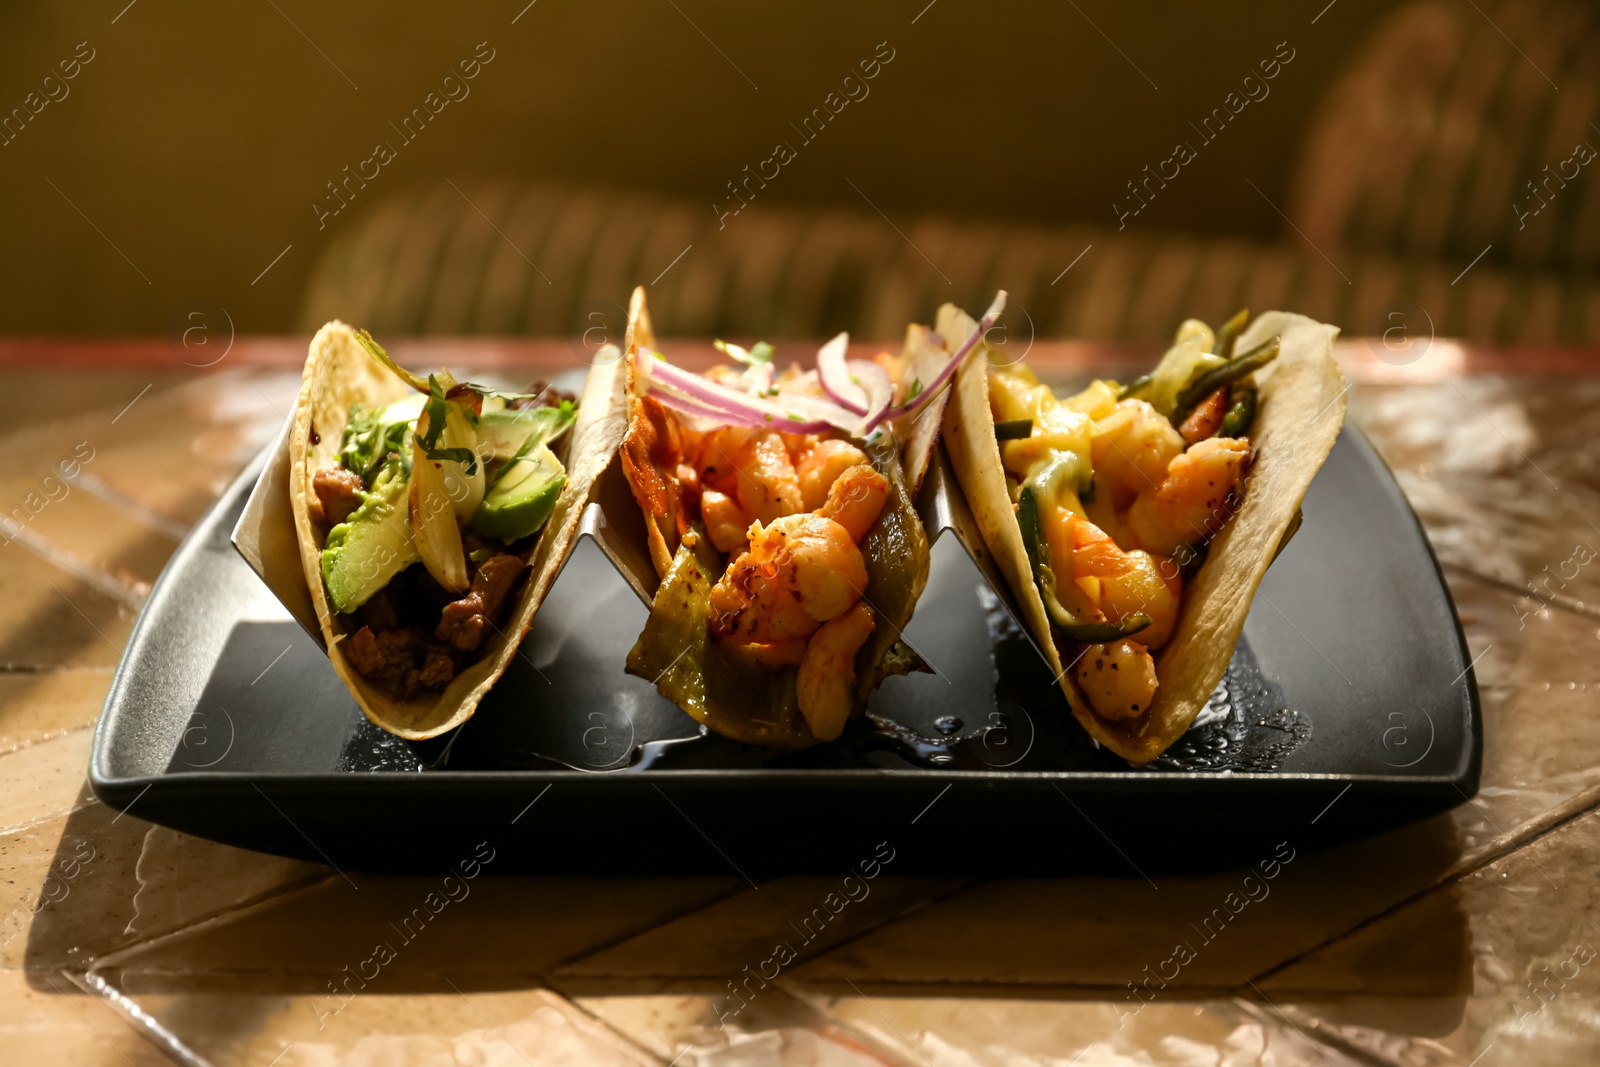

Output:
xmin=641 ymin=353 xmax=850 ymax=433
xmin=866 ymin=290 xmax=1007 ymax=432
xmin=848 ymin=359 xmax=894 ymax=426
xmin=816 ymin=332 xmax=866 ymax=414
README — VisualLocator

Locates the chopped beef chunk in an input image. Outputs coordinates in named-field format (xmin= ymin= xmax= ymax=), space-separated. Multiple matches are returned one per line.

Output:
xmin=344 ymin=625 xmax=457 ymax=696
xmin=508 ymin=380 xmax=576 ymax=410
xmin=415 ymin=646 xmax=456 ymax=689
xmin=312 ymin=467 xmax=366 ymax=526
xmin=344 ymin=626 xmax=420 ymax=688
xmin=435 ymin=553 xmax=526 ymax=653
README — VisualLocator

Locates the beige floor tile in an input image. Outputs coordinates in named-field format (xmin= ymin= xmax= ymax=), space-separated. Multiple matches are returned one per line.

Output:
xmin=791 ymin=989 xmax=1366 ymax=1067
xmin=1352 ymin=379 xmax=1600 ymax=618
xmin=5 ymin=488 xmax=182 ymax=598
xmin=1442 ymin=576 xmax=1600 ymax=864
xmin=0 ymin=547 xmax=135 ymax=669
xmin=0 ymin=798 xmax=142 ymax=971
xmin=0 ymin=727 xmax=96 ymax=835
xmin=559 ymin=876 xmax=967 ymax=979
xmin=99 ymin=874 xmax=743 ymax=987
xmin=0 ymin=668 xmax=114 ymax=755
xmin=100 ymin=983 xmax=659 ymax=1066
xmin=78 ymin=368 xmax=293 ymax=525
xmin=551 ymin=979 xmax=914 ymax=1066
xmin=0 ymin=371 xmax=186 ymax=438
xmin=2 ymin=797 xmax=323 ymax=971
xmin=0 ymin=368 xmax=289 ymax=552
xmin=1352 ymin=377 xmax=1600 ymax=494
xmin=0 ymin=969 xmax=169 ymax=1066
xmin=1264 ymin=805 xmax=1600 ymax=1066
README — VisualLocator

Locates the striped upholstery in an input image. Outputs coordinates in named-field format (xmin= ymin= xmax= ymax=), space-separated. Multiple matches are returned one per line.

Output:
xmin=1290 ymin=0 xmax=1600 ymax=278
xmin=300 ymin=2 xmax=1600 ymax=344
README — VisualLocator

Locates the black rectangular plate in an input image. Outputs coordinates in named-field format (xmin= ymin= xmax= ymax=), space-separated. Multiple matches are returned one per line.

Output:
xmin=90 ymin=426 xmax=1480 ymax=876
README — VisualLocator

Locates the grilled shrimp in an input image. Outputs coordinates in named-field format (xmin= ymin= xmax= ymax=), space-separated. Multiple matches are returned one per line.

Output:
xmin=798 ymin=602 xmax=875 ymax=741
xmin=816 ymin=464 xmax=888 ymax=542
xmin=797 ymin=439 xmax=870 ymax=511
xmin=1095 ymin=549 xmax=1181 ymax=649
xmin=708 ymin=514 xmax=866 ymax=641
xmin=1044 ymin=509 xmax=1181 ymax=648
xmin=733 ymin=431 xmax=804 ymax=525
xmin=1074 ymin=639 xmax=1158 ymax=721
xmin=694 ymin=426 xmax=755 ymax=497
xmin=701 ymin=488 xmax=753 ymax=555
xmin=1127 ymin=436 xmax=1250 ymax=556
xmin=1090 ymin=399 xmax=1187 ymax=510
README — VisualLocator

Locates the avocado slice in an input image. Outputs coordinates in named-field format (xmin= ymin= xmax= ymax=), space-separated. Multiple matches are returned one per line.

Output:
xmin=321 ymin=460 xmax=420 ymax=614
xmin=477 ymin=403 xmax=575 ymax=461
xmin=468 ymin=444 xmax=566 ymax=542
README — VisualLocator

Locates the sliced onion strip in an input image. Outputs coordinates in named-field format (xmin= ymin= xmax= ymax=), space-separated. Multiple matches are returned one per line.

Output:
xmin=849 ymin=358 xmax=894 ymax=427
xmin=866 ymin=290 xmax=1007 ymax=432
xmin=816 ymin=332 xmax=866 ymax=414
xmin=641 ymin=349 xmax=858 ymax=434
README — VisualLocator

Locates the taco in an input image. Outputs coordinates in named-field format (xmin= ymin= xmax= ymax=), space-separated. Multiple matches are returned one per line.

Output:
xmin=618 ymin=286 xmax=1007 ymax=749
xmin=939 ymin=307 xmax=1347 ymax=765
xmin=288 ymin=321 xmax=626 ymax=739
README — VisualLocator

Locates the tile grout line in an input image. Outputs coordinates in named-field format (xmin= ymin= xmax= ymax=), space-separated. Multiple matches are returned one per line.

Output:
xmin=771 ymin=877 xmax=985 ymax=981
xmin=83 ymin=870 xmax=340 ymax=973
xmin=543 ymin=880 xmax=759 ymax=975
xmin=767 ymin=980 xmax=931 ymax=1067
xmin=0 ymin=724 xmax=101 ymax=760
xmin=550 ymin=877 xmax=983 ymax=982
xmin=1232 ymin=994 xmax=1402 ymax=1067
xmin=1246 ymin=790 xmax=1600 ymax=989
xmin=41 ymin=971 xmax=148 ymax=1067
xmin=0 ymin=719 xmax=97 ymax=767
xmin=64 ymin=970 xmax=214 ymax=1067
xmin=533 ymin=984 xmax=675 ymax=1066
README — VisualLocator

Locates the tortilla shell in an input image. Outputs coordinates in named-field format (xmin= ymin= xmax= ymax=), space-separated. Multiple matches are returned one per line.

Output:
xmin=288 ymin=321 xmax=628 ymax=739
xmin=941 ymin=310 xmax=1346 ymax=765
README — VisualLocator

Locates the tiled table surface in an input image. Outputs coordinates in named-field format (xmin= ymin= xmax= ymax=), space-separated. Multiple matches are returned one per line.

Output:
xmin=2 ymin=337 xmax=1598 ymax=1066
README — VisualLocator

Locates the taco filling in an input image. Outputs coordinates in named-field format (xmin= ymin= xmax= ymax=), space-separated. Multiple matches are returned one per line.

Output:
xmin=309 ymin=332 xmax=576 ymax=698
xmin=619 ymin=289 xmax=1006 ymax=748
xmin=941 ymin=306 xmax=1346 ymax=765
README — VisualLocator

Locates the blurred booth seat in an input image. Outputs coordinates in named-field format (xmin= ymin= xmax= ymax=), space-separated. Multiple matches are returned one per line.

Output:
xmin=300 ymin=0 xmax=1600 ymax=344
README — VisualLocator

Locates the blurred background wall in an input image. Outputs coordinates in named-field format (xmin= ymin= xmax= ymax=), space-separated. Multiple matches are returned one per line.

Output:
xmin=0 ymin=0 xmax=1595 ymax=342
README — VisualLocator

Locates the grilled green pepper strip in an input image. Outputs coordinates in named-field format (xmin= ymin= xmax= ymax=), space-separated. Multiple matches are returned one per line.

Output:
xmin=1118 ymin=373 xmax=1154 ymax=401
xmin=1017 ymin=486 xmax=1151 ymax=643
xmin=1170 ymin=336 xmax=1280 ymax=429
xmin=1217 ymin=385 xmax=1256 ymax=438
xmin=995 ymin=418 xmax=1033 ymax=440
xmin=1212 ymin=308 xmax=1250 ymax=358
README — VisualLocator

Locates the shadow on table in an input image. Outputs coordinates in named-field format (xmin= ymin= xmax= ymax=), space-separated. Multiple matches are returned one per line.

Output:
xmin=22 ymin=787 xmax=1473 ymax=1046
